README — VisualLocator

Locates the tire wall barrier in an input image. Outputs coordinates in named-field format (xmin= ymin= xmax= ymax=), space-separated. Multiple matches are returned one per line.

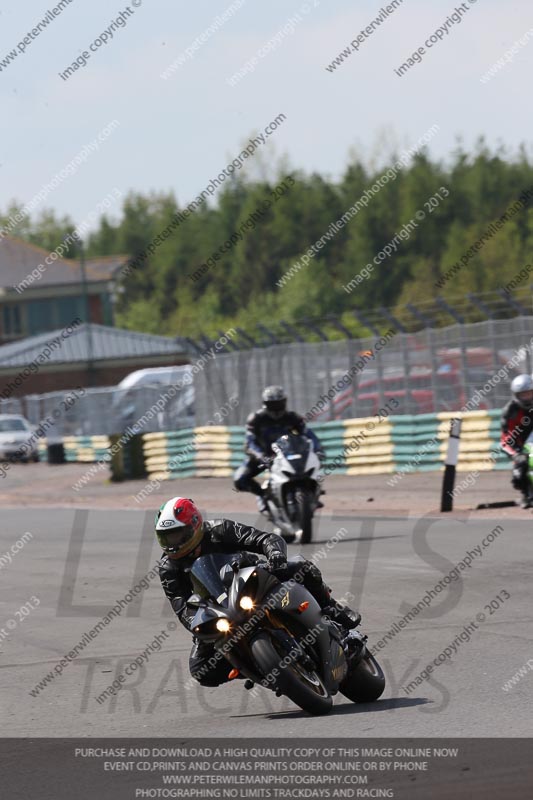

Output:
xmin=142 ymin=426 xmax=243 ymax=482
xmin=38 ymin=436 xmax=111 ymax=463
xmin=138 ymin=410 xmax=507 ymax=483
xmin=109 ymin=433 xmax=147 ymax=481
xmin=390 ymin=409 xmax=508 ymax=477
xmin=37 ymin=412 xmax=508 ymax=480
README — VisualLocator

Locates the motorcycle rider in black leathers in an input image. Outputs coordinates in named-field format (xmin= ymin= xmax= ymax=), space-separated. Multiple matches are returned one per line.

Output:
xmin=500 ymin=374 xmax=533 ymax=507
xmin=233 ymin=385 xmax=324 ymax=513
xmin=156 ymin=496 xmax=360 ymax=687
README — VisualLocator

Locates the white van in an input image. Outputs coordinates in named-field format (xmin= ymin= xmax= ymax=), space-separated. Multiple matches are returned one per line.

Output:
xmin=117 ymin=366 xmax=192 ymax=391
xmin=113 ymin=366 xmax=194 ymax=433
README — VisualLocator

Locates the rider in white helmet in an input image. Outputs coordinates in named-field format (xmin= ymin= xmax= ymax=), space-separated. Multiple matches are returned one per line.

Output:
xmin=156 ymin=497 xmax=360 ymax=687
xmin=500 ymin=374 xmax=533 ymax=507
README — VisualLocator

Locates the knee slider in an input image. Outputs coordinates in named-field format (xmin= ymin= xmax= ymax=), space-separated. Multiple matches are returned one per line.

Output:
xmin=233 ymin=466 xmax=248 ymax=491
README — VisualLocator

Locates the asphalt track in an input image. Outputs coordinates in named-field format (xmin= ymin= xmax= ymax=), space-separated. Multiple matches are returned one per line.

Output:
xmin=1 ymin=505 xmax=532 ymax=739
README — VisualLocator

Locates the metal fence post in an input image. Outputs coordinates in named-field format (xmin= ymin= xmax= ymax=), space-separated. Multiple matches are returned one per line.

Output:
xmin=458 ymin=323 xmax=469 ymax=409
xmin=427 ymin=327 xmax=440 ymax=413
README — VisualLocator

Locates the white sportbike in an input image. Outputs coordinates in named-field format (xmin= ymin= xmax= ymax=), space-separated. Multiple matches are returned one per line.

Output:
xmin=260 ymin=432 xmax=324 ymax=544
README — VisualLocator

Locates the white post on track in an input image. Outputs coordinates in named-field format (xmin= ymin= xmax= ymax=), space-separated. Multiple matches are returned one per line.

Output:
xmin=441 ymin=417 xmax=462 ymax=512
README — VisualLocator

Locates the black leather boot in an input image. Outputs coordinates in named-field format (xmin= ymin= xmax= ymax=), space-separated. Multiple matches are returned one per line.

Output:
xmin=520 ymin=491 xmax=532 ymax=509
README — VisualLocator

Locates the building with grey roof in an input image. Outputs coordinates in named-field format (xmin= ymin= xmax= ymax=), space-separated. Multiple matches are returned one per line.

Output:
xmin=0 ymin=236 xmax=127 ymax=344
xmin=0 ymin=323 xmax=189 ymax=396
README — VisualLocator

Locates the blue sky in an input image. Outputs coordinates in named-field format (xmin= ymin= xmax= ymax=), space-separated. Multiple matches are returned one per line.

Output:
xmin=1 ymin=0 xmax=532 ymax=229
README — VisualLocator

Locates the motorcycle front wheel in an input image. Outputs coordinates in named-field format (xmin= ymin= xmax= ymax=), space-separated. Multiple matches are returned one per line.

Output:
xmin=295 ymin=488 xmax=313 ymax=544
xmin=251 ymin=631 xmax=332 ymax=715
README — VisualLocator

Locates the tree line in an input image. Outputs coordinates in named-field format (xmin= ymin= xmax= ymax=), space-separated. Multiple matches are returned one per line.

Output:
xmin=3 ymin=138 xmax=533 ymax=339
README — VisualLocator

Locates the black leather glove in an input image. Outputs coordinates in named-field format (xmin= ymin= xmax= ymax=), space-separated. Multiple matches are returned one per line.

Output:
xmin=231 ymin=552 xmax=260 ymax=570
xmin=513 ymin=453 xmax=528 ymax=468
xmin=267 ymin=551 xmax=288 ymax=576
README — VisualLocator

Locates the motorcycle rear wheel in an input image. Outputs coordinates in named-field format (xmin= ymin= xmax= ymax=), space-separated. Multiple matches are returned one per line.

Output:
xmin=339 ymin=651 xmax=385 ymax=703
xmin=251 ymin=631 xmax=332 ymax=715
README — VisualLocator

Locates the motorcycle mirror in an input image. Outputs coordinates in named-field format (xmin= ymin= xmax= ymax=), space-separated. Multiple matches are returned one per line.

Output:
xmin=187 ymin=593 xmax=205 ymax=608
xmin=220 ymin=564 xmax=235 ymax=586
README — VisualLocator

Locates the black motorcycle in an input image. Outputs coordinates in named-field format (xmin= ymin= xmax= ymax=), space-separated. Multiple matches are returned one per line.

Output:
xmin=188 ymin=552 xmax=385 ymax=716
xmin=261 ymin=432 xmax=323 ymax=544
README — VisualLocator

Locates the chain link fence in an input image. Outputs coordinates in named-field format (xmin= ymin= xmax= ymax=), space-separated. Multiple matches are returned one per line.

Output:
xmin=17 ymin=381 xmax=194 ymax=437
xmin=0 ymin=398 xmax=23 ymax=416
xmin=3 ymin=316 xmax=533 ymax=434
xmin=194 ymin=316 xmax=533 ymax=425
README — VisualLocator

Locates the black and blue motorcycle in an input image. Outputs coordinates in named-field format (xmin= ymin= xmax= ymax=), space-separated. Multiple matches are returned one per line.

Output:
xmin=187 ymin=552 xmax=385 ymax=716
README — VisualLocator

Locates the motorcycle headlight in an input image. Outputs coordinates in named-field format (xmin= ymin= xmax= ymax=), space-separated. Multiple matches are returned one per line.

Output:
xmin=216 ymin=618 xmax=231 ymax=632
xmin=239 ymin=596 xmax=254 ymax=611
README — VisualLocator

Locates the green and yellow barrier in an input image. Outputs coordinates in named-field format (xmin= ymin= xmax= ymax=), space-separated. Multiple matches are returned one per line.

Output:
xmin=38 ymin=410 xmax=510 ymax=481
xmin=37 ymin=435 xmax=110 ymax=463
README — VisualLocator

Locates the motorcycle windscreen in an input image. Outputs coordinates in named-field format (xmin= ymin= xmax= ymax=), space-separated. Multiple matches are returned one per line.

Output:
xmin=274 ymin=433 xmax=311 ymax=458
xmin=190 ymin=553 xmax=242 ymax=598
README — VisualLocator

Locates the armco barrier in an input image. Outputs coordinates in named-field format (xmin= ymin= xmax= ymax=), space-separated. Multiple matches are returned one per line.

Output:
xmin=36 ymin=411 xmax=509 ymax=480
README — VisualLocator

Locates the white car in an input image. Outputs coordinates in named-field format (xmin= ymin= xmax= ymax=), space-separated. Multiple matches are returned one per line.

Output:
xmin=0 ymin=415 xmax=39 ymax=462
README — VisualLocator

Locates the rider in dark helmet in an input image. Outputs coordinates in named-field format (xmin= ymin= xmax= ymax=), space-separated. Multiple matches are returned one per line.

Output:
xmin=233 ymin=386 xmax=324 ymax=513
xmin=500 ymin=374 xmax=533 ymax=507
xmin=157 ymin=496 xmax=359 ymax=687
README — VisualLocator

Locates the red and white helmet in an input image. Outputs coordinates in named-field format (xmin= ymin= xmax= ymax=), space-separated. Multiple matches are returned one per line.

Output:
xmin=155 ymin=497 xmax=204 ymax=559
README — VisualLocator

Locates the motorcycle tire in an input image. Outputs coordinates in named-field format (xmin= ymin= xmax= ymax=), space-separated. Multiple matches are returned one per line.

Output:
xmin=295 ymin=489 xmax=313 ymax=544
xmin=251 ymin=631 xmax=332 ymax=716
xmin=339 ymin=651 xmax=385 ymax=703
